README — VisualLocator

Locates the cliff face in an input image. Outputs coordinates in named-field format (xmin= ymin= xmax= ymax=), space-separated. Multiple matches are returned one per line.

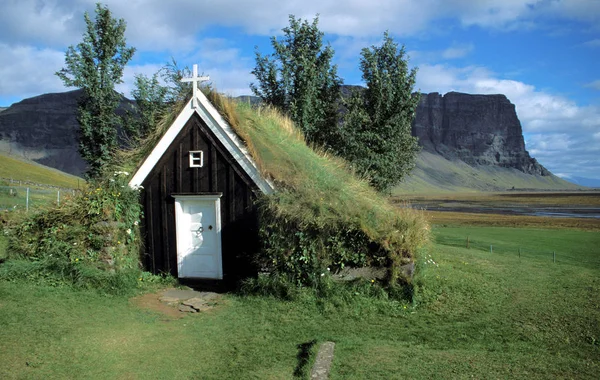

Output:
xmin=0 ymin=90 xmax=133 ymax=176
xmin=0 ymin=90 xmax=86 ymax=175
xmin=412 ymin=92 xmax=550 ymax=176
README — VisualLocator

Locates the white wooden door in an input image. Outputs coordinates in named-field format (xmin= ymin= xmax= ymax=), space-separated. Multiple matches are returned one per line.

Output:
xmin=174 ymin=196 xmax=223 ymax=279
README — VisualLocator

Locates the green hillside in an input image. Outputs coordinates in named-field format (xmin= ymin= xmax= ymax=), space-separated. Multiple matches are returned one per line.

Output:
xmin=0 ymin=153 xmax=83 ymax=189
xmin=394 ymin=151 xmax=581 ymax=194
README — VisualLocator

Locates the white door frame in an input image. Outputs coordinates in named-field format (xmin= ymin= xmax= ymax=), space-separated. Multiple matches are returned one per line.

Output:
xmin=173 ymin=194 xmax=223 ymax=279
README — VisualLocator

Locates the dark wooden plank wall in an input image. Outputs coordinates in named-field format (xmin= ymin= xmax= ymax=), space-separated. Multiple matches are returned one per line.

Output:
xmin=140 ymin=113 xmax=260 ymax=279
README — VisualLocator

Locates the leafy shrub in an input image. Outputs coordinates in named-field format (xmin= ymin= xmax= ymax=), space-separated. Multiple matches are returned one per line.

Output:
xmin=2 ymin=171 xmax=146 ymax=292
xmin=256 ymin=196 xmax=382 ymax=286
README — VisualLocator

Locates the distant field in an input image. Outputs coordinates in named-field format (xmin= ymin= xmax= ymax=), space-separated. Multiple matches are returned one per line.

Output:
xmin=393 ymin=151 xmax=582 ymax=194
xmin=398 ymin=191 xmax=600 ymax=206
xmin=425 ymin=210 xmax=600 ymax=231
xmin=0 ymin=152 xmax=83 ymax=189
xmin=434 ymin=226 xmax=600 ymax=267
xmin=395 ymin=191 xmax=600 ymax=231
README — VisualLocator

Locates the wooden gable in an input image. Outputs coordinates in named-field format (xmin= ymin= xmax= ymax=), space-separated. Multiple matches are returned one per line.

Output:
xmin=129 ymin=91 xmax=273 ymax=280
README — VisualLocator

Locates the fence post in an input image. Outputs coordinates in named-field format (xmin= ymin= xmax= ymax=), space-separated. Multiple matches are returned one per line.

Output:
xmin=26 ymin=187 xmax=29 ymax=212
xmin=553 ymin=251 xmax=556 ymax=263
xmin=490 ymin=245 xmax=493 ymax=254
xmin=466 ymin=236 xmax=470 ymax=248
xmin=518 ymin=247 xmax=521 ymax=258
xmin=57 ymin=190 xmax=60 ymax=205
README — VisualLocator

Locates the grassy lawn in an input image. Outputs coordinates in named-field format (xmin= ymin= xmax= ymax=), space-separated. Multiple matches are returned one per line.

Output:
xmin=1 ymin=226 xmax=599 ymax=379
xmin=0 ymin=153 xmax=83 ymax=189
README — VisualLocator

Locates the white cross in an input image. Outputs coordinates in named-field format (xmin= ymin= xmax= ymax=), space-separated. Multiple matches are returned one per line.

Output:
xmin=181 ymin=64 xmax=210 ymax=108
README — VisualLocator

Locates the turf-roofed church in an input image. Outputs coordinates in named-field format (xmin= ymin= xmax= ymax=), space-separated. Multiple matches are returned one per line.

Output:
xmin=129 ymin=65 xmax=274 ymax=280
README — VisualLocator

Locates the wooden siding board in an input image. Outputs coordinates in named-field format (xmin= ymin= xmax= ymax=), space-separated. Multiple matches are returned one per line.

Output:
xmin=143 ymin=189 xmax=155 ymax=273
xmin=198 ymin=118 xmax=258 ymax=193
xmin=159 ymin=170 xmax=170 ymax=274
xmin=211 ymin=142 xmax=217 ymax=192
xmin=234 ymin=175 xmax=246 ymax=218
xmin=148 ymin=176 xmax=163 ymax=273
xmin=192 ymin=123 xmax=198 ymax=193
xmin=197 ymin=123 xmax=211 ymax=193
xmin=177 ymin=142 xmax=183 ymax=193
xmin=186 ymin=127 xmax=193 ymax=193
xmin=228 ymin=165 xmax=235 ymax=222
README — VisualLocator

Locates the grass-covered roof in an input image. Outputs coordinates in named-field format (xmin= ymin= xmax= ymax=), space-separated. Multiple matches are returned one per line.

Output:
xmin=128 ymin=90 xmax=429 ymax=285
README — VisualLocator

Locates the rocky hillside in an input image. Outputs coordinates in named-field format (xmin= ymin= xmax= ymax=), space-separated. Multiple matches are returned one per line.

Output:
xmin=0 ymin=90 xmax=132 ymax=176
xmin=0 ymin=90 xmax=86 ymax=175
xmin=412 ymin=92 xmax=549 ymax=176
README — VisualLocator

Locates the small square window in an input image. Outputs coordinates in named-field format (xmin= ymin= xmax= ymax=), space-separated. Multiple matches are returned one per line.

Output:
xmin=189 ymin=150 xmax=203 ymax=168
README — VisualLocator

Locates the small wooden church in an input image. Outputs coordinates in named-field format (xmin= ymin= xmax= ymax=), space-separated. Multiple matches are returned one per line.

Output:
xmin=129 ymin=65 xmax=274 ymax=281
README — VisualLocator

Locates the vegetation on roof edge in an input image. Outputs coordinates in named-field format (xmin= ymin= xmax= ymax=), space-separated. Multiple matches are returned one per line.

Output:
xmin=204 ymin=91 xmax=430 ymax=286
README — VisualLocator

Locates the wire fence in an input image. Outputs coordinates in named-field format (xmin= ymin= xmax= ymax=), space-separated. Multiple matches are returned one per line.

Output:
xmin=435 ymin=234 xmax=600 ymax=269
xmin=0 ymin=186 xmax=78 ymax=212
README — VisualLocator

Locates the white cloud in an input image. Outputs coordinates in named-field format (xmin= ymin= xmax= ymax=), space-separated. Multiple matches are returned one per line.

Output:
xmin=0 ymin=44 xmax=67 ymax=100
xmin=582 ymin=39 xmax=600 ymax=48
xmin=585 ymin=80 xmax=600 ymax=90
xmin=0 ymin=0 xmax=85 ymax=47
xmin=2 ymin=1 xmax=600 ymax=52
xmin=0 ymin=34 xmax=253 ymax=102
xmin=104 ymin=0 xmax=600 ymax=42
xmin=441 ymin=43 xmax=474 ymax=59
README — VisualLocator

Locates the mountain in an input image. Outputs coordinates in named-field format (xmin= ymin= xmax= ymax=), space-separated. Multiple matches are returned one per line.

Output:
xmin=412 ymin=92 xmax=549 ymax=176
xmin=0 ymin=89 xmax=581 ymax=191
xmin=0 ymin=90 xmax=86 ymax=175
xmin=0 ymin=90 xmax=133 ymax=176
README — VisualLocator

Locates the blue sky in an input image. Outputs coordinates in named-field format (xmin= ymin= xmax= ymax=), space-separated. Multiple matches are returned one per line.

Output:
xmin=0 ymin=0 xmax=599 ymax=180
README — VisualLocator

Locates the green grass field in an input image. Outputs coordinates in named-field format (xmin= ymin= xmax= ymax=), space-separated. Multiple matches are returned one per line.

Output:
xmin=0 ymin=153 xmax=84 ymax=210
xmin=0 ymin=152 xmax=83 ymax=189
xmin=1 ymin=224 xmax=598 ymax=379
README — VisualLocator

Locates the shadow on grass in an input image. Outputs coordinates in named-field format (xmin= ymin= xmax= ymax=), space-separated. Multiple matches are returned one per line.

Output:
xmin=293 ymin=339 xmax=317 ymax=378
